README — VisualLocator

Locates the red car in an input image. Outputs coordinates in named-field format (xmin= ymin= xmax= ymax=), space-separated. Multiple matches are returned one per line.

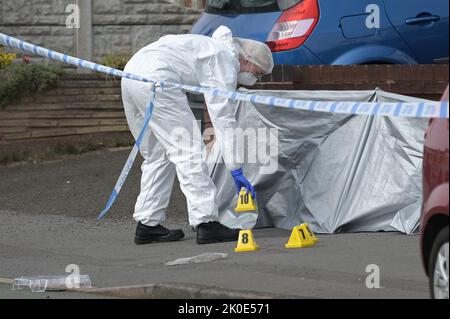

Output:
xmin=420 ymin=85 xmax=449 ymax=299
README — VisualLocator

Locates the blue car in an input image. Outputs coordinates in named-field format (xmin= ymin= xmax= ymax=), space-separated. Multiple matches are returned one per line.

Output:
xmin=191 ymin=0 xmax=449 ymax=65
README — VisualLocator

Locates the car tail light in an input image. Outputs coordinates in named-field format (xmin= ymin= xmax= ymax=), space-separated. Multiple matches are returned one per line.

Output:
xmin=266 ymin=0 xmax=320 ymax=52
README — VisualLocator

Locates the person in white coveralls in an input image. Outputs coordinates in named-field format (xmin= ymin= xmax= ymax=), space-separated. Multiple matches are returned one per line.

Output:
xmin=122 ymin=26 xmax=274 ymax=245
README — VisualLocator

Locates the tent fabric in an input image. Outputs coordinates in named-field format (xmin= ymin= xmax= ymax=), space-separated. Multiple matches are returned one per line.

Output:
xmin=206 ymin=88 xmax=429 ymax=235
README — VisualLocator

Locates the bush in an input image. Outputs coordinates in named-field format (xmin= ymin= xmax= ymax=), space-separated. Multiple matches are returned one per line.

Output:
xmin=0 ymin=63 xmax=63 ymax=108
xmin=101 ymin=53 xmax=130 ymax=71
xmin=53 ymin=142 xmax=101 ymax=156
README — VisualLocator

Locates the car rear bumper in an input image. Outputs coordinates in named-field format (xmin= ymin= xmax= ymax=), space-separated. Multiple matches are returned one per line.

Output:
xmin=272 ymin=45 xmax=323 ymax=65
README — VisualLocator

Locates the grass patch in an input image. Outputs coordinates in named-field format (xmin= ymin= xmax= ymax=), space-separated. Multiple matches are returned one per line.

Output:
xmin=1 ymin=142 xmax=104 ymax=166
xmin=0 ymin=151 xmax=30 ymax=165
xmin=101 ymin=53 xmax=130 ymax=71
xmin=53 ymin=142 xmax=104 ymax=156
xmin=0 ymin=135 xmax=135 ymax=166
xmin=0 ymin=63 xmax=63 ymax=108
xmin=114 ymin=139 xmax=134 ymax=148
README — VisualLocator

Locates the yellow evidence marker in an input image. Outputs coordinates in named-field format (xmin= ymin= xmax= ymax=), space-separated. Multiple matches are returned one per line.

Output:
xmin=235 ymin=230 xmax=259 ymax=252
xmin=235 ymin=189 xmax=257 ymax=213
xmin=285 ymin=223 xmax=319 ymax=249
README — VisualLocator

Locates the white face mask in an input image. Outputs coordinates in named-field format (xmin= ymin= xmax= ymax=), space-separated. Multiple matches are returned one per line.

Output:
xmin=238 ymin=72 xmax=258 ymax=86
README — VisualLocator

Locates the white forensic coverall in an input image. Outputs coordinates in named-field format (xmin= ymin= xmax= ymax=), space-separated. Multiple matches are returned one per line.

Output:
xmin=122 ymin=27 xmax=241 ymax=228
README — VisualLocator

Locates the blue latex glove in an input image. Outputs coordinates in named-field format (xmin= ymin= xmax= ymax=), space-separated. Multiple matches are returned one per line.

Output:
xmin=231 ymin=168 xmax=256 ymax=199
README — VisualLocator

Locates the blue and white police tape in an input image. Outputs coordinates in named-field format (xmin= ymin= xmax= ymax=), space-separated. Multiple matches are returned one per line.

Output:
xmin=0 ymin=32 xmax=154 ymax=84
xmin=97 ymin=84 xmax=158 ymax=221
xmin=1 ymin=32 xmax=449 ymax=221
xmin=1 ymin=32 xmax=448 ymax=119
xmin=172 ymin=84 xmax=449 ymax=119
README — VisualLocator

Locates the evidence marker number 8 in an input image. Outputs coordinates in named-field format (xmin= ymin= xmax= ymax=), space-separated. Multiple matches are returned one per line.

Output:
xmin=242 ymin=233 xmax=249 ymax=244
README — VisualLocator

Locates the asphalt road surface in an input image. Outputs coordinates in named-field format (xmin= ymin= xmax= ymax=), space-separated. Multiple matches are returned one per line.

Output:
xmin=0 ymin=149 xmax=429 ymax=299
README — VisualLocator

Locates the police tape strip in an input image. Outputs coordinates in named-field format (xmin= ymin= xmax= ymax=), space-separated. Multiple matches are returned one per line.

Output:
xmin=1 ymin=32 xmax=448 ymax=119
xmin=1 ymin=32 xmax=448 ymax=221
xmin=0 ymin=33 xmax=154 ymax=84
xmin=96 ymin=84 xmax=157 ymax=221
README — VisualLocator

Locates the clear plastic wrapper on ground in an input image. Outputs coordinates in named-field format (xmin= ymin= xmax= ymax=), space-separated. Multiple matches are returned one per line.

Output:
xmin=165 ymin=253 xmax=228 ymax=266
xmin=12 ymin=275 xmax=92 ymax=292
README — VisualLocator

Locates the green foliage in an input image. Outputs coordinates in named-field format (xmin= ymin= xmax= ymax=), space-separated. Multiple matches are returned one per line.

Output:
xmin=101 ymin=53 xmax=130 ymax=71
xmin=0 ymin=151 xmax=29 ymax=165
xmin=0 ymin=63 xmax=63 ymax=108
xmin=53 ymin=142 xmax=101 ymax=156
xmin=0 ymin=142 xmax=106 ymax=166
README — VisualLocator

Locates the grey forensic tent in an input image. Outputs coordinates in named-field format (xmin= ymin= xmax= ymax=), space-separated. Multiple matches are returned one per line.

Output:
xmin=206 ymin=88 xmax=429 ymax=235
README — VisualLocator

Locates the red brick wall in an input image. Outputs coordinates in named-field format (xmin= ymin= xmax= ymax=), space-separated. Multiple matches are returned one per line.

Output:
xmin=203 ymin=64 xmax=449 ymax=144
xmin=293 ymin=64 xmax=448 ymax=100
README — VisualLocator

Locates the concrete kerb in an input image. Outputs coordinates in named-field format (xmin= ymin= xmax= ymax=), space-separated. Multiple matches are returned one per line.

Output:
xmin=77 ymin=283 xmax=299 ymax=299
xmin=0 ymin=277 xmax=297 ymax=299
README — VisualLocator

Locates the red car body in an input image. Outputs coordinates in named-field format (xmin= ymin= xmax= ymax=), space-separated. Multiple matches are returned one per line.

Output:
xmin=420 ymin=86 xmax=449 ymax=296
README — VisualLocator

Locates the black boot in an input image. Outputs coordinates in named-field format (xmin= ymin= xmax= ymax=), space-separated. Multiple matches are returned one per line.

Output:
xmin=196 ymin=221 xmax=241 ymax=244
xmin=135 ymin=222 xmax=185 ymax=245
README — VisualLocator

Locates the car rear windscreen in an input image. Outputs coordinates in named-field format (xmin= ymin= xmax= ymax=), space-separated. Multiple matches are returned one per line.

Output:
xmin=205 ymin=0 xmax=302 ymax=14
